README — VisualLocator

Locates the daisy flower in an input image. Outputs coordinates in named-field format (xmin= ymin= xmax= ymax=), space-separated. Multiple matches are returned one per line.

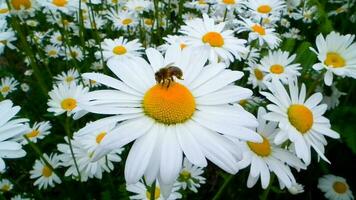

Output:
xmin=261 ymin=79 xmax=340 ymax=165
xmin=159 ymin=35 xmax=190 ymax=52
xmin=45 ymin=45 xmax=62 ymax=58
xmin=107 ymin=10 xmax=138 ymax=31
xmin=54 ymin=69 xmax=79 ymax=85
xmin=0 ymin=179 xmax=13 ymax=193
xmin=64 ymin=46 xmax=84 ymax=61
xmin=0 ymin=29 xmax=16 ymax=55
xmin=0 ymin=100 xmax=28 ymax=172
xmin=125 ymin=0 xmax=152 ymax=13
xmin=97 ymin=37 xmax=143 ymax=65
xmin=245 ymin=0 xmax=286 ymax=19
xmin=20 ymin=121 xmax=52 ymax=144
xmin=7 ymin=0 xmax=38 ymax=16
xmin=180 ymin=14 xmax=247 ymax=63
xmin=40 ymin=0 xmax=78 ymax=14
xmin=126 ymin=179 xmax=182 ymax=200
xmin=245 ymin=65 xmax=266 ymax=90
xmin=0 ymin=77 xmax=19 ymax=97
xmin=310 ymin=31 xmax=356 ymax=86
xmin=317 ymin=85 xmax=346 ymax=110
xmin=318 ymin=174 xmax=354 ymax=200
xmin=177 ymin=158 xmax=206 ymax=193
xmin=57 ymin=137 xmax=123 ymax=182
xmin=82 ymin=45 xmax=261 ymax=196
xmin=236 ymin=107 xmax=305 ymax=189
xmin=259 ymin=50 xmax=301 ymax=84
xmin=0 ymin=3 xmax=10 ymax=19
xmin=49 ymin=31 xmax=64 ymax=46
xmin=30 ymin=153 xmax=62 ymax=190
xmin=236 ymin=18 xmax=281 ymax=49
xmin=47 ymin=83 xmax=89 ymax=119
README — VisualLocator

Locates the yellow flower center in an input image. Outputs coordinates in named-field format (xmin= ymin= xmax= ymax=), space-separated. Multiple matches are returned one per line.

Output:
xmin=288 ymin=104 xmax=313 ymax=134
xmin=180 ymin=170 xmax=192 ymax=181
xmin=333 ymin=181 xmax=348 ymax=194
xmin=239 ymin=99 xmax=248 ymax=107
xmin=112 ymin=45 xmax=127 ymax=55
xmin=144 ymin=18 xmax=153 ymax=26
xmin=254 ymin=68 xmax=264 ymax=80
xmin=223 ymin=0 xmax=235 ymax=4
xmin=0 ymin=8 xmax=9 ymax=14
xmin=56 ymin=35 xmax=62 ymax=41
xmin=251 ymin=24 xmax=266 ymax=35
xmin=11 ymin=0 xmax=32 ymax=10
xmin=143 ymin=83 xmax=196 ymax=125
xmin=202 ymin=32 xmax=224 ymax=47
xmin=270 ymin=64 xmax=284 ymax=74
xmin=42 ymin=165 xmax=53 ymax=177
xmin=324 ymin=52 xmax=346 ymax=68
xmin=61 ymin=98 xmax=77 ymax=111
xmin=26 ymin=129 xmax=40 ymax=138
xmin=122 ymin=18 xmax=133 ymax=25
xmin=96 ymin=132 xmax=106 ymax=144
xmin=65 ymin=76 xmax=74 ymax=83
xmin=70 ymin=51 xmax=78 ymax=58
xmin=48 ymin=50 xmax=57 ymax=56
xmin=0 ymin=184 xmax=10 ymax=192
xmin=257 ymin=5 xmax=272 ymax=14
xmin=198 ymin=0 xmax=206 ymax=4
xmin=52 ymin=0 xmax=68 ymax=7
xmin=247 ymin=136 xmax=271 ymax=157
xmin=1 ymin=86 xmax=10 ymax=93
xmin=146 ymin=187 xmax=160 ymax=200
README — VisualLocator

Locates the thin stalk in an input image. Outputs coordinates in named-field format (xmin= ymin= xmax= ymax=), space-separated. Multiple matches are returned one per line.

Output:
xmin=150 ymin=181 xmax=156 ymax=200
xmin=223 ymin=8 xmax=228 ymax=21
xmin=212 ymin=174 xmax=234 ymax=200
xmin=153 ymin=0 xmax=161 ymax=44
xmin=259 ymin=174 xmax=275 ymax=200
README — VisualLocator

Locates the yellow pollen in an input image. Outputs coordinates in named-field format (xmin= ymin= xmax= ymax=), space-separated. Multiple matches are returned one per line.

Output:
xmin=223 ymin=0 xmax=235 ymax=4
xmin=61 ymin=98 xmax=77 ymax=111
xmin=144 ymin=18 xmax=153 ymax=26
xmin=180 ymin=43 xmax=187 ymax=49
xmin=143 ymin=83 xmax=195 ymax=125
xmin=52 ymin=0 xmax=68 ymax=7
xmin=254 ymin=68 xmax=264 ymax=80
xmin=324 ymin=52 xmax=346 ymax=68
xmin=42 ymin=165 xmax=53 ymax=177
xmin=122 ymin=18 xmax=133 ymax=25
xmin=288 ymin=104 xmax=313 ymax=134
xmin=257 ymin=5 xmax=272 ymax=14
xmin=0 ymin=8 xmax=9 ymax=14
xmin=247 ymin=136 xmax=271 ymax=157
xmin=333 ymin=181 xmax=348 ymax=194
xmin=26 ymin=129 xmax=40 ymax=138
xmin=48 ymin=50 xmax=57 ymax=56
xmin=251 ymin=24 xmax=266 ymax=35
xmin=180 ymin=170 xmax=191 ymax=181
xmin=11 ymin=0 xmax=32 ymax=10
xmin=0 ymin=184 xmax=10 ymax=192
xmin=113 ymin=45 xmax=127 ymax=55
xmin=96 ymin=132 xmax=106 ymax=144
xmin=65 ymin=76 xmax=74 ymax=83
xmin=146 ymin=187 xmax=160 ymax=200
xmin=270 ymin=64 xmax=284 ymax=74
xmin=202 ymin=32 xmax=224 ymax=47
xmin=1 ymin=86 xmax=10 ymax=93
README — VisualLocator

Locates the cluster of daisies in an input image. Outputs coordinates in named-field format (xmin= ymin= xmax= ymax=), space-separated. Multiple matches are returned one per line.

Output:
xmin=0 ymin=0 xmax=356 ymax=199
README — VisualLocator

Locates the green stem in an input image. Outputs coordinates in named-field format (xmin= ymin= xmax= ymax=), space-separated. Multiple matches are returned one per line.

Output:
xmin=153 ymin=0 xmax=161 ymax=45
xmin=64 ymin=117 xmax=82 ymax=181
xmin=150 ymin=181 xmax=156 ymax=200
xmin=212 ymin=174 xmax=233 ymax=200
xmin=259 ymin=174 xmax=275 ymax=200
xmin=223 ymin=8 xmax=228 ymax=21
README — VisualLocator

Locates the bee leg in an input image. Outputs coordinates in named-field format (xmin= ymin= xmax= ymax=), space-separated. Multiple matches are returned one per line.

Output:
xmin=167 ymin=79 xmax=171 ymax=88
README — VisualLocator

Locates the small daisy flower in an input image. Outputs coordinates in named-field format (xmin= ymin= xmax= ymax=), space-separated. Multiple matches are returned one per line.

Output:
xmin=245 ymin=65 xmax=266 ymax=90
xmin=292 ymin=5 xmax=318 ymax=23
xmin=245 ymin=0 xmax=286 ymax=19
xmin=107 ymin=10 xmax=138 ymax=31
xmin=237 ymin=18 xmax=281 ymax=49
xmin=40 ymin=0 xmax=77 ymax=14
xmin=57 ymin=137 xmax=123 ymax=182
xmin=7 ymin=0 xmax=38 ymax=16
xmin=236 ymin=107 xmax=305 ymax=189
xmin=310 ymin=31 xmax=356 ymax=86
xmin=159 ymin=35 xmax=190 ymax=52
xmin=0 ymin=179 xmax=13 ymax=193
xmin=47 ymin=83 xmax=89 ymax=119
xmin=21 ymin=121 xmax=52 ymax=144
xmin=54 ymin=69 xmax=79 ymax=85
xmin=0 ymin=100 xmax=28 ymax=171
xmin=20 ymin=83 xmax=30 ymax=92
xmin=125 ymin=0 xmax=152 ymax=13
xmin=30 ymin=153 xmax=61 ymax=190
xmin=49 ymin=31 xmax=64 ymax=46
xmin=0 ymin=29 xmax=16 ymax=55
xmin=177 ymin=158 xmax=206 ymax=193
xmin=0 ymin=77 xmax=19 ymax=97
xmin=97 ymin=37 xmax=143 ymax=65
xmin=65 ymin=46 xmax=84 ymax=61
xmin=45 ymin=45 xmax=62 ymax=58
xmin=318 ymin=174 xmax=354 ymax=200
xmin=259 ymin=50 xmax=301 ymax=84
xmin=126 ymin=179 xmax=182 ymax=200
xmin=180 ymin=14 xmax=247 ymax=63
xmin=316 ymin=85 xmax=346 ymax=110
xmin=261 ymin=79 xmax=340 ymax=165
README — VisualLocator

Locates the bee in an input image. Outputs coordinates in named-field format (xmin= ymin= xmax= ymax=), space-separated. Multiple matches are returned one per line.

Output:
xmin=155 ymin=63 xmax=183 ymax=88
